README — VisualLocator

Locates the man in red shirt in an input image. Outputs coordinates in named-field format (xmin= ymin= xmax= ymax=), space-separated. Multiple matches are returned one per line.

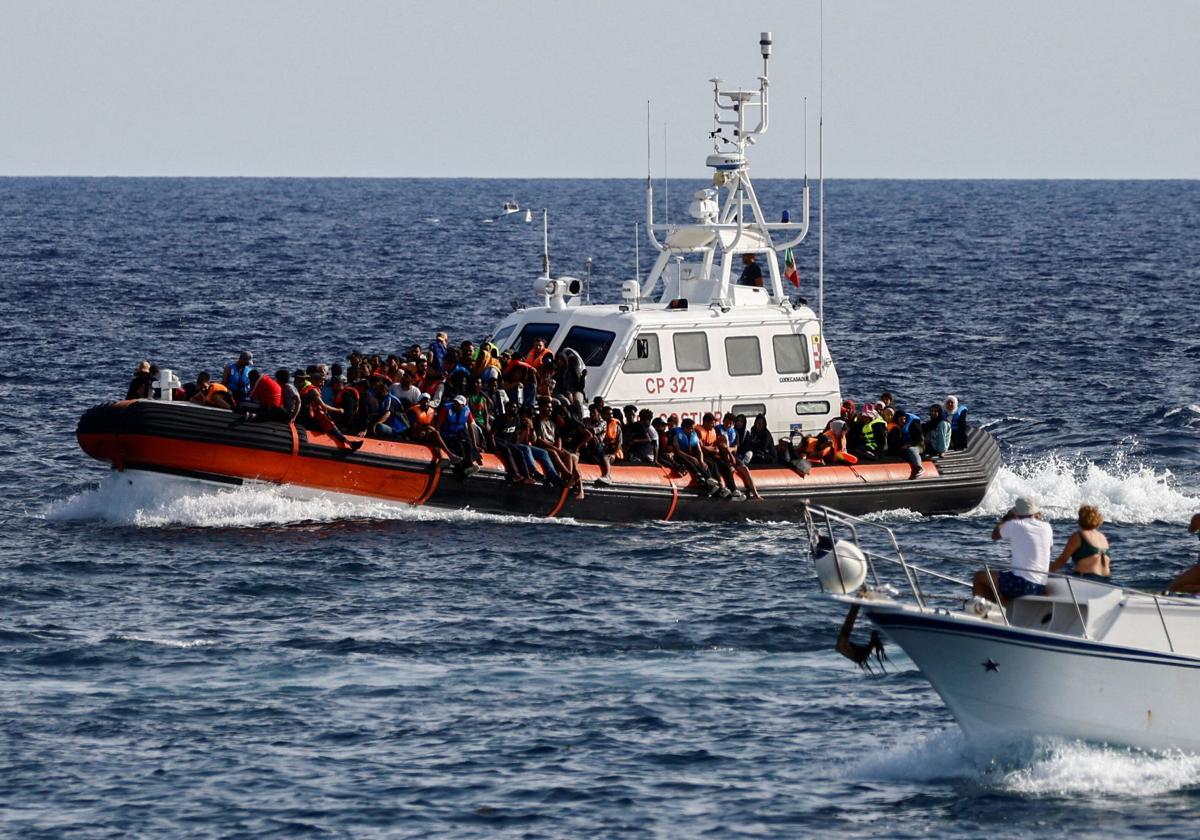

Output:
xmin=247 ymin=370 xmax=288 ymax=422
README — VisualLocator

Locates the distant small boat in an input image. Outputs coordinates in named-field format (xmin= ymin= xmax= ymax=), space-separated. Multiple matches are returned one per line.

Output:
xmin=489 ymin=200 xmax=531 ymax=224
xmin=806 ymin=504 xmax=1200 ymax=753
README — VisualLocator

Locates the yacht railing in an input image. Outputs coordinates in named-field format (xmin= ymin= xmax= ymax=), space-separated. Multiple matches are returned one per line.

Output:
xmin=801 ymin=504 xmax=1192 ymax=650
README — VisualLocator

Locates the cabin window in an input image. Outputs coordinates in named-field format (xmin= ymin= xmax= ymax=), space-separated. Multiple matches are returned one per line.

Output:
xmin=673 ymin=332 xmax=710 ymax=372
xmin=559 ymin=326 xmax=617 ymax=367
xmin=622 ymin=333 xmax=661 ymax=373
xmin=513 ymin=322 xmax=560 ymax=358
xmin=773 ymin=334 xmax=811 ymax=374
xmin=725 ymin=336 xmax=763 ymax=376
xmin=795 ymin=400 xmax=831 ymax=415
xmin=492 ymin=324 xmax=516 ymax=350
xmin=731 ymin=403 xmax=767 ymax=417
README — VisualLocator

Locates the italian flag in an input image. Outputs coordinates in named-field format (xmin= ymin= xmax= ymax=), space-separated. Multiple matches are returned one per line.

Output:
xmin=784 ymin=247 xmax=800 ymax=287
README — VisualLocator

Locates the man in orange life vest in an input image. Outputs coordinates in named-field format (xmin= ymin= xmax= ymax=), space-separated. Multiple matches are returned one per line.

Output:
xmin=299 ymin=368 xmax=362 ymax=451
xmin=190 ymin=371 xmax=235 ymax=410
xmin=697 ymin=413 xmax=739 ymax=498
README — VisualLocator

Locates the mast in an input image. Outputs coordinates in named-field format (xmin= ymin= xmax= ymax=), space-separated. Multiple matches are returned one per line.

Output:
xmin=818 ymin=0 xmax=826 ymax=338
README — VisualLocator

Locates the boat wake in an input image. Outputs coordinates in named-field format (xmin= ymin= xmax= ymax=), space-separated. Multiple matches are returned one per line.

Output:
xmin=849 ymin=728 xmax=1200 ymax=797
xmin=975 ymin=451 xmax=1198 ymax=524
xmin=44 ymin=472 xmax=582 ymax=529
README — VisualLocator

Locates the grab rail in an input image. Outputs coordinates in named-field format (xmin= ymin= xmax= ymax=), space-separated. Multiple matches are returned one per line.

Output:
xmin=802 ymin=503 xmax=1189 ymax=650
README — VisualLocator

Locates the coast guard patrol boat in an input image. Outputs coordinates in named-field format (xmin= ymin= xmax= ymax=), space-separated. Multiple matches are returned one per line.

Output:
xmin=77 ymin=34 xmax=999 ymax=523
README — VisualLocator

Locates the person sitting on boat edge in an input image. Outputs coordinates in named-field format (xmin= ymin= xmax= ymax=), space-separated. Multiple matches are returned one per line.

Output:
xmin=738 ymin=414 xmax=774 ymax=466
xmin=330 ymin=376 xmax=361 ymax=434
xmin=737 ymin=252 xmax=764 ymax=287
xmin=852 ymin=403 xmax=888 ymax=462
xmin=698 ymin=413 xmax=739 ymax=498
xmin=1049 ymin=504 xmax=1111 ymax=583
xmin=190 ymin=371 xmax=235 ymax=410
xmin=126 ymin=360 xmax=155 ymax=400
xmin=944 ymin=395 xmax=969 ymax=450
xmin=889 ymin=407 xmax=925 ymax=480
xmin=371 ymin=380 xmax=409 ymax=439
xmin=406 ymin=392 xmax=456 ymax=460
xmin=492 ymin=403 xmax=537 ymax=486
xmin=437 ymin=395 xmax=481 ymax=476
xmin=665 ymin=416 xmax=720 ymax=494
xmin=299 ymin=368 xmax=363 ymax=451
xmin=278 ymin=369 xmax=301 ymax=421
xmin=625 ymin=409 xmax=659 ymax=465
xmin=583 ymin=404 xmax=615 ymax=484
xmin=923 ymin=403 xmax=951 ymax=458
xmin=1164 ymin=513 xmax=1200 ymax=594
xmin=825 ymin=420 xmax=859 ymax=466
xmin=243 ymin=369 xmax=287 ymax=422
xmin=223 ymin=351 xmax=254 ymax=403
xmin=973 ymin=496 xmax=1053 ymax=604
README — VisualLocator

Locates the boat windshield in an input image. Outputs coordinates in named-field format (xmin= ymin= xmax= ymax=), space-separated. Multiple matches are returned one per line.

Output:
xmin=492 ymin=324 xmax=516 ymax=350
xmin=512 ymin=322 xmax=559 ymax=357
xmin=558 ymin=326 xmax=617 ymax=367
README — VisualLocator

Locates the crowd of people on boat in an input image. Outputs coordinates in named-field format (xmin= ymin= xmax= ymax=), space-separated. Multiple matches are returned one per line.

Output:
xmin=123 ymin=336 xmax=970 ymax=500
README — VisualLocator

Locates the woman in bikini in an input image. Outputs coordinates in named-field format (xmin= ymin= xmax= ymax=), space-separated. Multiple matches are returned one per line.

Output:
xmin=1049 ymin=505 xmax=1111 ymax=583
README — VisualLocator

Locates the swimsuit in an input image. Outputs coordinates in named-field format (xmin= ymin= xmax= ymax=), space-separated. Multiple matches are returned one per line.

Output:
xmin=1069 ymin=531 xmax=1110 ymax=581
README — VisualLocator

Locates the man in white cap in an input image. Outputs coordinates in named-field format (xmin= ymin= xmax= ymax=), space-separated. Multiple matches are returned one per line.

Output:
xmin=973 ymin=496 xmax=1053 ymax=604
xmin=437 ymin=394 xmax=480 ymax=476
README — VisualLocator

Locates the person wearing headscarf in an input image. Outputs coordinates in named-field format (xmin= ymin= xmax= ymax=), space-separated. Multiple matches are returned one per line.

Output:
xmin=943 ymin=395 xmax=969 ymax=450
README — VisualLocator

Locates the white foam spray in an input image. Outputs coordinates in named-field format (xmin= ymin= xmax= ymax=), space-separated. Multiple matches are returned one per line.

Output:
xmin=45 ymin=472 xmax=582 ymax=529
xmin=109 ymin=634 xmax=218 ymax=649
xmin=974 ymin=452 xmax=1198 ymax=525
xmin=848 ymin=728 xmax=1200 ymax=797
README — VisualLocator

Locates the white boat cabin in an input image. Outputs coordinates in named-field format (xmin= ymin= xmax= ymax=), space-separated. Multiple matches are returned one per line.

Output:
xmin=488 ymin=33 xmax=844 ymax=438
xmin=490 ymin=294 xmax=840 ymax=438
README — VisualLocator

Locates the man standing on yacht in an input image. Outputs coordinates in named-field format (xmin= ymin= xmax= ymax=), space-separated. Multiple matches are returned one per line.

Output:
xmin=973 ymin=497 xmax=1053 ymax=604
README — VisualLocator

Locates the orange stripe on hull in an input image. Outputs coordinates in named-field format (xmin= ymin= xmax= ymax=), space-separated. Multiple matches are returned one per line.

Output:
xmin=78 ymin=427 xmax=942 ymax=508
xmin=79 ymin=432 xmax=432 ymax=504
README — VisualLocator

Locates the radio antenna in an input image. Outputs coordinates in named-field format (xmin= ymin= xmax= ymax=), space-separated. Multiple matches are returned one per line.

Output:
xmin=818 ymin=0 xmax=826 ymax=339
xmin=541 ymin=209 xmax=550 ymax=278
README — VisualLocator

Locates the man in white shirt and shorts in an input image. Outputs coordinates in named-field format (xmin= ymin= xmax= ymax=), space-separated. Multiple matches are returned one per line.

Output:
xmin=973 ymin=496 xmax=1054 ymax=604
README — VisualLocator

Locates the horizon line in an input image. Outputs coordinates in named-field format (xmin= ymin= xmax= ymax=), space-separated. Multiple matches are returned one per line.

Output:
xmin=2 ymin=174 xmax=1199 ymax=182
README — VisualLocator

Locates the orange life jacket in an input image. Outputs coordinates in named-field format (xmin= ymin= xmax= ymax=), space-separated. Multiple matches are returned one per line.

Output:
xmin=604 ymin=418 xmax=624 ymax=459
xmin=410 ymin=405 xmax=435 ymax=427
xmin=829 ymin=434 xmax=859 ymax=464
xmin=802 ymin=435 xmax=831 ymax=461
xmin=696 ymin=426 xmax=718 ymax=447
xmin=203 ymin=382 xmax=231 ymax=407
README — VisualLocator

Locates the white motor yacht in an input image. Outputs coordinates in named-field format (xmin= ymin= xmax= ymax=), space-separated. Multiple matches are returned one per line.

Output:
xmin=805 ymin=504 xmax=1200 ymax=753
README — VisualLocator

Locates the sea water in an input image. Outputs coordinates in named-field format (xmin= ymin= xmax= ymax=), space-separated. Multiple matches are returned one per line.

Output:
xmin=2 ymin=178 xmax=1200 ymax=836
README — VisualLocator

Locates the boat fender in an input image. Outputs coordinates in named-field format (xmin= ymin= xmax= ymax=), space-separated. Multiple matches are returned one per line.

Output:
xmin=815 ymin=539 xmax=868 ymax=594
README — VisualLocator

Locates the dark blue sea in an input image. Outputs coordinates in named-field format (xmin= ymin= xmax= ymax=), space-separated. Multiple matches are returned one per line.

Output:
xmin=3 ymin=177 xmax=1200 ymax=837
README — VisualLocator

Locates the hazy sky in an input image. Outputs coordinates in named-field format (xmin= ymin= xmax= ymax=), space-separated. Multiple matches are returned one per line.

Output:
xmin=2 ymin=0 xmax=1198 ymax=178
